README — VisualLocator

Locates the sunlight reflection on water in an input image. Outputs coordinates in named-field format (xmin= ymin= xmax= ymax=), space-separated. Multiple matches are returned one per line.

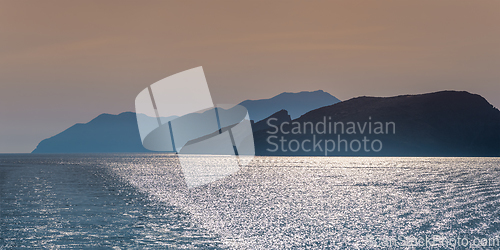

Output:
xmin=108 ymin=155 xmax=500 ymax=249
xmin=1 ymin=154 xmax=500 ymax=249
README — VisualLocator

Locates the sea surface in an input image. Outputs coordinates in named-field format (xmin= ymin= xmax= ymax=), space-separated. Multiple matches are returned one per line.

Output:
xmin=1 ymin=154 xmax=499 ymax=249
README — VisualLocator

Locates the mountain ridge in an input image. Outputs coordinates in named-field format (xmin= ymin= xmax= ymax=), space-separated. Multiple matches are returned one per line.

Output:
xmin=32 ymin=112 xmax=148 ymax=153
xmin=253 ymin=90 xmax=500 ymax=156
xmin=32 ymin=90 xmax=500 ymax=156
xmin=239 ymin=90 xmax=340 ymax=122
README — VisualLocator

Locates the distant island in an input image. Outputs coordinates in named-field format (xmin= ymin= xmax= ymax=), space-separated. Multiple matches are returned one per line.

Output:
xmin=32 ymin=90 xmax=340 ymax=153
xmin=253 ymin=91 xmax=500 ymax=156
xmin=32 ymin=90 xmax=500 ymax=156
xmin=239 ymin=90 xmax=340 ymax=121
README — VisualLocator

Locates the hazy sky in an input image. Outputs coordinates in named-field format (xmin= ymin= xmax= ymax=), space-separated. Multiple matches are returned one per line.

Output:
xmin=1 ymin=0 xmax=499 ymax=153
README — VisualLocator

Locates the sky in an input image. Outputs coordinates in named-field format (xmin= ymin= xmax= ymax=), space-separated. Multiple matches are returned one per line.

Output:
xmin=0 ymin=0 xmax=499 ymax=153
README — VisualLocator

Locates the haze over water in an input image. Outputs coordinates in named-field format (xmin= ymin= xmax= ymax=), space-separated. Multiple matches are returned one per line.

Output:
xmin=1 ymin=154 xmax=500 ymax=249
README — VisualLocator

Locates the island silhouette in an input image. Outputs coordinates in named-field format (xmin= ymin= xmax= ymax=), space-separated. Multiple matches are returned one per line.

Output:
xmin=32 ymin=90 xmax=500 ymax=156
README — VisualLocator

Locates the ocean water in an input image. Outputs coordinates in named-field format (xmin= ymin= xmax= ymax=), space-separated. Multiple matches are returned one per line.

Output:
xmin=1 ymin=154 xmax=499 ymax=249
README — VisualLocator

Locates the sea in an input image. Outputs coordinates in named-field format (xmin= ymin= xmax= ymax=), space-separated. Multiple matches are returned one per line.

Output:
xmin=1 ymin=154 xmax=499 ymax=249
